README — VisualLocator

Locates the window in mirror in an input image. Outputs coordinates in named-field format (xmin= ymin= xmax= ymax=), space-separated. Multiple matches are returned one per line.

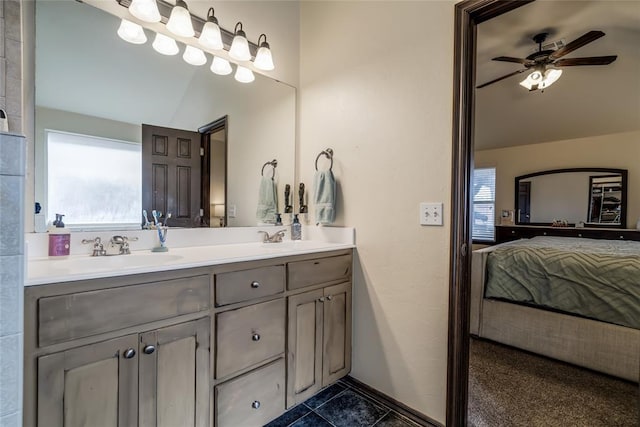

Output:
xmin=47 ymin=130 xmax=142 ymax=229
xmin=472 ymin=167 xmax=496 ymax=241
xmin=587 ymin=175 xmax=623 ymax=225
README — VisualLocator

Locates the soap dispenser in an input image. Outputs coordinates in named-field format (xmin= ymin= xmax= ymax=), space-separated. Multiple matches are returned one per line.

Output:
xmin=48 ymin=214 xmax=70 ymax=257
xmin=291 ymin=214 xmax=302 ymax=240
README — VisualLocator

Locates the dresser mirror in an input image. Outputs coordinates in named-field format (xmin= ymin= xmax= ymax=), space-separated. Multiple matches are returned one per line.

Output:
xmin=33 ymin=0 xmax=295 ymax=230
xmin=514 ymin=168 xmax=627 ymax=228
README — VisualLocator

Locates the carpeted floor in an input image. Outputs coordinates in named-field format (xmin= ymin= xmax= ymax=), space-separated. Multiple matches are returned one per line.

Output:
xmin=468 ymin=338 xmax=639 ymax=427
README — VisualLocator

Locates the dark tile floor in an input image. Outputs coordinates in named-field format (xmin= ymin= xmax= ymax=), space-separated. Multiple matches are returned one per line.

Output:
xmin=265 ymin=380 xmax=421 ymax=427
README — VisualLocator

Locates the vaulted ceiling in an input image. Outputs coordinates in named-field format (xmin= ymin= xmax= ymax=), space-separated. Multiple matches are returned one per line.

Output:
xmin=474 ymin=1 xmax=640 ymax=150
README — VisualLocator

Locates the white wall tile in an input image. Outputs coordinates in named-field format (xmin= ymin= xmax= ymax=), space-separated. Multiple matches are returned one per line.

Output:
xmin=0 ymin=411 xmax=21 ymax=427
xmin=0 ymin=175 xmax=24 ymax=256
xmin=0 ymin=334 xmax=20 ymax=416
xmin=3 ymin=1 xmax=20 ymax=43
xmin=0 ymin=255 xmax=22 ymax=336
xmin=0 ymin=134 xmax=25 ymax=176
xmin=4 ymin=40 xmax=20 ymax=81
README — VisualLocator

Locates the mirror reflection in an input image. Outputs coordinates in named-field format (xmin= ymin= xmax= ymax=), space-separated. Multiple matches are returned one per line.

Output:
xmin=34 ymin=0 xmax=295 ymax=230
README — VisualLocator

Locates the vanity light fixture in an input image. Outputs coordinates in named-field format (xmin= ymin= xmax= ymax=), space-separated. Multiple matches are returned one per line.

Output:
xmin=198 ymin=8 xmax=223 ymax=50
xmin=117 ymin=19 xmax=147 ymax=44
xmin=519 ymin=67 xmax=563 ymax=91
xmin=183 ymin=45 xmax=207 ymax=66
xmin=229 ymin=22 xmax=251 ymax=61
xmin=166 ymin=0 xmax=195 ymax=38
xmin=128 ymin=0 xmax=161 ymax=23
xmin=253 ymin=34 xmax=274 ymax=71
xmin=152 ymin=32 xmax=180 ymax=55
xmin=234 ymin=65 xmax=255 ymax=83
xmin=210 ymin=56 xmax=232 ymax=75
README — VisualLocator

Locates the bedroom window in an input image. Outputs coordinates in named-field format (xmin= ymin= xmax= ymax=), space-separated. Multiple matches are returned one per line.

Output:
xmin=46 ymin=130 xmax=142 ymax=230
xmin=472 ymin=167 xmax=496 ymax=241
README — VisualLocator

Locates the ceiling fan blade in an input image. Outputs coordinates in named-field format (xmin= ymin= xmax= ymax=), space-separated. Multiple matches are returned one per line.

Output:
xmin=492 ymin=56 xmax=535 ymax=66
xmin=477 ymin=69 xmax=527 ymax=89
xmin=549 ymin=30 xmax=605 ymax=60
xmin=554 ymin=55 xmax=617 ymax=66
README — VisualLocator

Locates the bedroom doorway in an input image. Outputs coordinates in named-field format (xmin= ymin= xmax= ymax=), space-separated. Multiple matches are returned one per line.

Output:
xmin=448 ymin=1 xmax=640 ymax=426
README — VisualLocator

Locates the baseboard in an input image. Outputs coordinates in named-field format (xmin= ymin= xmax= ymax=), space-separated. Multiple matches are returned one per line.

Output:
xmin=341 ymin=376 xmax=444 ymax=427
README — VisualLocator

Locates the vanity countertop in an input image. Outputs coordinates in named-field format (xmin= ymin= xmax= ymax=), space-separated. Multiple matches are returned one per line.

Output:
xmin=27 ymin=240 xmax=354 ymax=286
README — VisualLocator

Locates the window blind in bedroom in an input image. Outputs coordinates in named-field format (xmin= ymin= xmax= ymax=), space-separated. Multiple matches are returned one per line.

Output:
xmin=472 ymin=167 xmax=496 ymax=241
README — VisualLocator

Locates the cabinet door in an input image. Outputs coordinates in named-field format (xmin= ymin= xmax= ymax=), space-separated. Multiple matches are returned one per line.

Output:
xmin=286 ymin=288 xmax=324 ymax=407
xmin=139 ymin=318 xmax=210 ymax=427
xmin=322 ymin=282 xmax=352 ymax=386
xmin=37 ymin=334 xmax=138 ymax=427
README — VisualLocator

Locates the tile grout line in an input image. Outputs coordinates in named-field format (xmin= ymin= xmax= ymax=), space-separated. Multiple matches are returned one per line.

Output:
xmin=311 ymin=409 xmax=338 ymax=427
xmin=312 ymin=388 xmax=349 ymax=411
xmin=370 ymin=409 xmax=392 ymax=427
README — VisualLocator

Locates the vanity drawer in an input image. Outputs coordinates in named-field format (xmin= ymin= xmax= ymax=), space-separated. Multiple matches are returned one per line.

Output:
xmin=287 ymin=254 xmax=352 ymax=290
xmin=38 ymin=275 xmax=210 ymax=347
xmin=216 ymin=299 xmax=285 ymax=378
xmin=215 ymin=265 xmax=285 ymax=306
xmin=215 ymin=358 xmax=285 ymax=427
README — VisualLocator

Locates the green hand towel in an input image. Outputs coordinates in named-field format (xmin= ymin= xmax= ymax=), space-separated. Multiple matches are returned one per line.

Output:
xmin=314 ymin=170 xmax=336 ymax=225
xmin=256 ymin=177 xmax=278 ymax=224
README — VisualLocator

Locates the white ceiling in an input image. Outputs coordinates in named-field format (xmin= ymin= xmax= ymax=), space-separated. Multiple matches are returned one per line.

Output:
xmin=475 ymin=1 xmax=640 ymax=150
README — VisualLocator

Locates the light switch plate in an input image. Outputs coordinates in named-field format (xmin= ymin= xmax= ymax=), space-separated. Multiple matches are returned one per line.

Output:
xmin=228 ymin=205 xmax=237 ymax=218
xmin=419 ymin=202 xmax=444 ymax=226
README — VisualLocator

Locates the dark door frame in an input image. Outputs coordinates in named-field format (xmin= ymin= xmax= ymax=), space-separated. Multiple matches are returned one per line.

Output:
xmin=199 ymin=116 xmax=228 ymax=227
xmin=447 ymin=1 xmax=534 ymax=425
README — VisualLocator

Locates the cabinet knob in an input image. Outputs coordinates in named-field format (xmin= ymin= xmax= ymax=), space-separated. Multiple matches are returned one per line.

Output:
xmin=326 ymin=295 xmax=332 ymax=301
xmin=251 ymin=400 xmax=261 ymax=409
xmin=143 ymin=345 xmax=156 ymax=355
xmin=123 ymin=348 xmax=136 ymax=359
xmin=252 ymin=333 xmax=261 ymax=342
xmin=251 ymin=281 xmax=260 ymax=289
xmin=318 ymin=297 xmax=326 ymax=302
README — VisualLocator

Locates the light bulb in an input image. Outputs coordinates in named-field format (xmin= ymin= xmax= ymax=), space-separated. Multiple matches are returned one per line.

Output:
xmin=199 ymin=8 xmax=223 ymax=50
xmin=128 ymin=0 xmax=161 ymax=23
xmin=166 ymin=0 xmax=195 ymax=38
xmin=152 ymin=33 xmax=179 ymax=56
xmin=254 ymin=34 xmax=274 ymax=71
xmin=235 ymin=65 xmax=255 ymax=83
xmin=117 ymin=19 xmax=147 ymax=45
xmin=183 ymin=45 xmax=207 ymax=66
xmin=210 ymin=56 xmax=232 ymax=75
xmin=229 ymin=22 xmax=251 ymax=61
xmin=540 ymin=69 xmax=563 ymax=89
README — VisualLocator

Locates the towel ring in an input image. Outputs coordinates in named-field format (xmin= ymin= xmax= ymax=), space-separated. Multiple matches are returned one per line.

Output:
xmin=261 ymin=159 xmax=278 ymax=179
xmin=315 ymin=148 xmax=334 ymax=171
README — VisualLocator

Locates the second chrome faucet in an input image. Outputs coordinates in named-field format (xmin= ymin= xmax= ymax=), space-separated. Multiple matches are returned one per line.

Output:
xmin=258 ymin=230 xmax=286 ymax=243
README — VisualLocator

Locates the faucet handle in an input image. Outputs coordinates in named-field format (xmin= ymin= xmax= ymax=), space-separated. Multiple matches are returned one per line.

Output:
xmin=81 ymin=237 xmax=105 ymax=256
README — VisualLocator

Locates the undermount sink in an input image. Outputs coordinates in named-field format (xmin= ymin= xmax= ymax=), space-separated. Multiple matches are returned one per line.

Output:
xmin=29 ymin=252 xmax=184 ymax=276
xmin=259 ymin=240 xmax=322 ymax=250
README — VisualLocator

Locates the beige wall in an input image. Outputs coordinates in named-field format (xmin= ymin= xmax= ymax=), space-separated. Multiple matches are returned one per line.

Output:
xmin=300 ymin=2 xmax=455 ymax=423
xmin=475 ymin=130 xmax=640 ymax=228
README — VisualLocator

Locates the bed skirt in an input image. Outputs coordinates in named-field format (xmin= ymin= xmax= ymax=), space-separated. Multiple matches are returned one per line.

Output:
xmin=471 ymin=247 xmax=640 ymax=383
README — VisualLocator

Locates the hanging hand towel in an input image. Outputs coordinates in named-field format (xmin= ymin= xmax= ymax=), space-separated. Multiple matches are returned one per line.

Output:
xmin=256 ymin=177 xmax=278 ymax=224
xmin=314 ymin=170 xmax=336 ymax=225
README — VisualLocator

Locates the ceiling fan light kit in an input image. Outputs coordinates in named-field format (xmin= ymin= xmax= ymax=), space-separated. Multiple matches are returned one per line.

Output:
xmin=478 ymin=30 xmax=617 ymax=92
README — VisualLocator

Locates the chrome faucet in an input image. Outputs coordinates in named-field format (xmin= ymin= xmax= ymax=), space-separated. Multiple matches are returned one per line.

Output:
xmin=105 ymin=235 xmax=138 ymax=255
xmin=81 ymin=237 xmax=106 ymax=257
xmin=258 ymin=230 xmax=286 ymax=243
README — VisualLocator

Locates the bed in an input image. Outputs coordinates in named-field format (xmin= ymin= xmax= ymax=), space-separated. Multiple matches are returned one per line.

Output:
xmin=471 ymin=235 xmax=640 ymax=382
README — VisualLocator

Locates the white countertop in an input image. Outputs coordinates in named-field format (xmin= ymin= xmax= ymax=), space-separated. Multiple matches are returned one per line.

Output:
xmin=26 ymin=240 xmax=354 ymax=286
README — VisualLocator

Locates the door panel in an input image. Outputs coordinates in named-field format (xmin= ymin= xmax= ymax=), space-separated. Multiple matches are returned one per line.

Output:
xmin=323 ymin=282 xmax=352 ymax=386
xmin=142 ymin=124 xmax=201 ymax=228
xmin=37 ymin=334 xmax=138 ymax=427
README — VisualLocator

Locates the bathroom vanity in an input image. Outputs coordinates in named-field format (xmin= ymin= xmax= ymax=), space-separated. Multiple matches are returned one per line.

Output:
xmin=23 ymin=245 xmax=353 ymax=427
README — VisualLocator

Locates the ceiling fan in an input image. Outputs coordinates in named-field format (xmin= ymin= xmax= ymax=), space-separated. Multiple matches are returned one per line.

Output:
xmin=477 ymin=31 xmax=617 ymax=91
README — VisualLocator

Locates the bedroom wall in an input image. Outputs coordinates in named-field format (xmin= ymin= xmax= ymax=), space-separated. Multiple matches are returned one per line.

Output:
xmin=300 ymin=1 xmax=455 ymax=423
xmin=475 ymin=130 xmax=640 ymax=228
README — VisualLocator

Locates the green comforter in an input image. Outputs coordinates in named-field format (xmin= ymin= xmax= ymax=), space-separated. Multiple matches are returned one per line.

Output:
xmin=485 ymin=236 xmax=640 ymax=329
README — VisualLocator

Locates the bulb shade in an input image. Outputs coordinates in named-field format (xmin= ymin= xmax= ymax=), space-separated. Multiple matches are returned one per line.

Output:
xmin=152 ymin=33 xmax=179 ymax=55
xmin=128 ymin=0 xmax=161 ymax=23
xmin=183 ymin=45 xmax=207 ymax=66
xmin=199 ymin=21 xmax=223 ymax=50
xmin=117 ymin=19 xmax=147 ymax=44
xmin=520 ymin=68 xmax=563 ymax=90
xmin=541 ymin=68 xmax=562 ymax=88
xmin=254 ymin=46 xmax=274 ymax=71
xmin=234 ymin=65 xmax=255 ymax=83
xmin=229 ymin=34 xmax=251 ymax=61
xmin=166 ymin=2 xmax=195 ymax=38
xmin=210 ymin=56 xmax=232 ymax=75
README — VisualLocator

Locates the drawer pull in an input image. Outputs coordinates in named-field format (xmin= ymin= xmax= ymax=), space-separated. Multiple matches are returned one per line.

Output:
xmin=123 ymin=348 xmax=136 ymax=359
xmin=252 ymin=333 xmax=261 ymax=342
xmin=250 ymin=281 xmax=260 ymax=288
xmin=251 ymin=401 xmax=261 ymax=409
xmin=143 ymin=345 xmax=156 ymax=355
xmin=326 ymin=295 xmax=332 ymax=301
xmin=318 ymin=297 xmax=326 ymax=302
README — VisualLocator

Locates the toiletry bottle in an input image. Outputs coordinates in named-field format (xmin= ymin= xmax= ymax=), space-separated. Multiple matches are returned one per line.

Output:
xmin=48 ymin=214 xmax=70 ymax=257
xmin=291 ymin=214 xmax=302 ymax=240
xmin=275 ymin=213 xmax=283 ymax=226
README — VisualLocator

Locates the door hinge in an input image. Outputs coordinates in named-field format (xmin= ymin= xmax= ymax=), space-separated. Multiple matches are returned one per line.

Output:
xmin=200 ymin=147 xmax=204 ymax=156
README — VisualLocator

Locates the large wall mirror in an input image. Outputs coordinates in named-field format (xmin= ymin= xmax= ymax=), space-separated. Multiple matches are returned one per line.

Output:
xmin=514 ymin=168 xmax=627 ymax=228
xmin=33 ymin=0 xmax=295 ymax=231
